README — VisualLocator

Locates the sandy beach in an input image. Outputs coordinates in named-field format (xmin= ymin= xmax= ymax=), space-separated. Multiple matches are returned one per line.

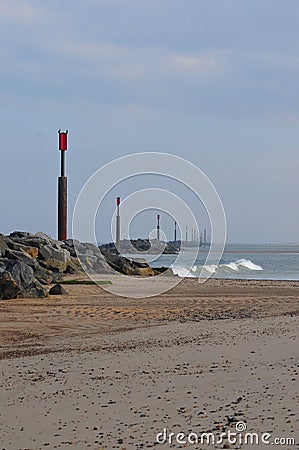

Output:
xmin=0 ymin=278 xmax=298 ymax=449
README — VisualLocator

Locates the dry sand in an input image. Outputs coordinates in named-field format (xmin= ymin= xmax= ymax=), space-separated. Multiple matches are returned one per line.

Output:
xmin=0 ymin=277 xmax=298 ymax=449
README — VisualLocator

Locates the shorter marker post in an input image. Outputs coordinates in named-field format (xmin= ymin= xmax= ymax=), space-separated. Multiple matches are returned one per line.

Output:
xmin=157 ymin=214 xmax=160 ymax=242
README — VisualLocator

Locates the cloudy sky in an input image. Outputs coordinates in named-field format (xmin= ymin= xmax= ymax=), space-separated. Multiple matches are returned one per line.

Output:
xmin=1 ymin=0 xmax=299 ymax=243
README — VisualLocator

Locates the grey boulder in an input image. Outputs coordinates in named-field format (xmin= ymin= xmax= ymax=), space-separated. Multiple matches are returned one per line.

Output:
xmin=0 ymin=260 xmax=48 ymax=300
xmin=38 ymin=245 xmax=71 ymax=272
xmin=49 ymin=284 xmax=68 ymax=295
xmin=0 ymin=235 xmax=7 ymax=257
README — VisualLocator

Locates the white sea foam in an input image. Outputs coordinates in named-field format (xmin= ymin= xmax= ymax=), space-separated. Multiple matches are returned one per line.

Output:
xmin=171 ymin=265 xmax=197 ymax=278
xmin=171 ymin=259 xmax=263 ymax=278
xmin=235 ymin=259 xmax=263 ymax=271
xmin=223 ymin=262 xmax=239 ymax=271
xmin=203 ymin=264 xmax=217 ymax=274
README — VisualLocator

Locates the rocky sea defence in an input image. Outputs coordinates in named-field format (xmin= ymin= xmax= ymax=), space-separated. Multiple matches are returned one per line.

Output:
xmin=0 ymin=232 xmax=172 ymax=299
xmin=99 ymin=238 xmax=180 ymax=255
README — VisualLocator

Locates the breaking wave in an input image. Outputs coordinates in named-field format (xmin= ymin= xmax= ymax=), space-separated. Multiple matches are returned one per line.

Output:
xmin=171 ymin=259 xmax=263 ymax=278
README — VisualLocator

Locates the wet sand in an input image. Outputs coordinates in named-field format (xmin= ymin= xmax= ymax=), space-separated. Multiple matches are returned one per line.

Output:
xmin=0 ymin=278 xmax=298 ymax=449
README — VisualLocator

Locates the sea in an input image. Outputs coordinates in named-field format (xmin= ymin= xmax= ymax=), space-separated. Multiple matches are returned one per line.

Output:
xmin=125 ymin=244 xmax=299 ymax=281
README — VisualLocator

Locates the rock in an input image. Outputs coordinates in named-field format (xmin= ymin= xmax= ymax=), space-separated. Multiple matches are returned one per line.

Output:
xmin=6 ymin=242 xmax=38 ymax=258
xmin=38 ymin=245 xmax=71 ymax=272
xmin=0 ymin=235 xmax=7 ymax=257
xmin=18 ymin=237 xmax=48 ymax=249
xmin=33 ymin=266 xmax=56 ymax=285
xmin=0 ymin=259 xmax=34 ymax=288
xmin=5 ymin=249 xmax=39 ymax=268
xmin=0 ymin=260 xmax=48 ymax=299
xmin=16 ymin=281 xmax=48 ymax=298
xmin=35 ymin=231 xmax=52 ymax=240
xmin=60 ymin=239 xmax=78 ymax=257
xmin=69 ymin=240 xmax=113 ymax=274
xmin=5 ymin=248 xmax=38 ymax=268
xmin=49 ymin=284 xmax=68 ymax=295
xmin=104 ymin=253 xmax=156 ymax=276
xmin=64 ymin=256 xmax=84 ymax=274
xmin=135 ymin=266 xmax=156 ymax=276
xmin=153 ymin=267 xmax=175 ymax=276
xmin=34 ymin=231 xmax=59 ymax=246
xmin=93 ymin=257 xmax=114 ymax=274
xmin=25 ymin=247 xmax=39 ymax=258
xmin=4 ymin=248 xmax=55 ymax=284
xmin=9 ymin=231 xmax=33 ymax=239
xmin=8 ymin=232 xmax=61 ymax=253
xmin=0 ymin=271 xmax=21 ymax=299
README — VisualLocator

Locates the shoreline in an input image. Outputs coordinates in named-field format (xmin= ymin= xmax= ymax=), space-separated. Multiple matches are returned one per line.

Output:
xmin=180 ymin=248 xmax=299 ymax=253
xmin=177 ymin=275 xmax=299 ymax=281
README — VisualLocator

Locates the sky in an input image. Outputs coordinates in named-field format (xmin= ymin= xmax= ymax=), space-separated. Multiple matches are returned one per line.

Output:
xmin=1 ymin=0 xmax=299 ymax=243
